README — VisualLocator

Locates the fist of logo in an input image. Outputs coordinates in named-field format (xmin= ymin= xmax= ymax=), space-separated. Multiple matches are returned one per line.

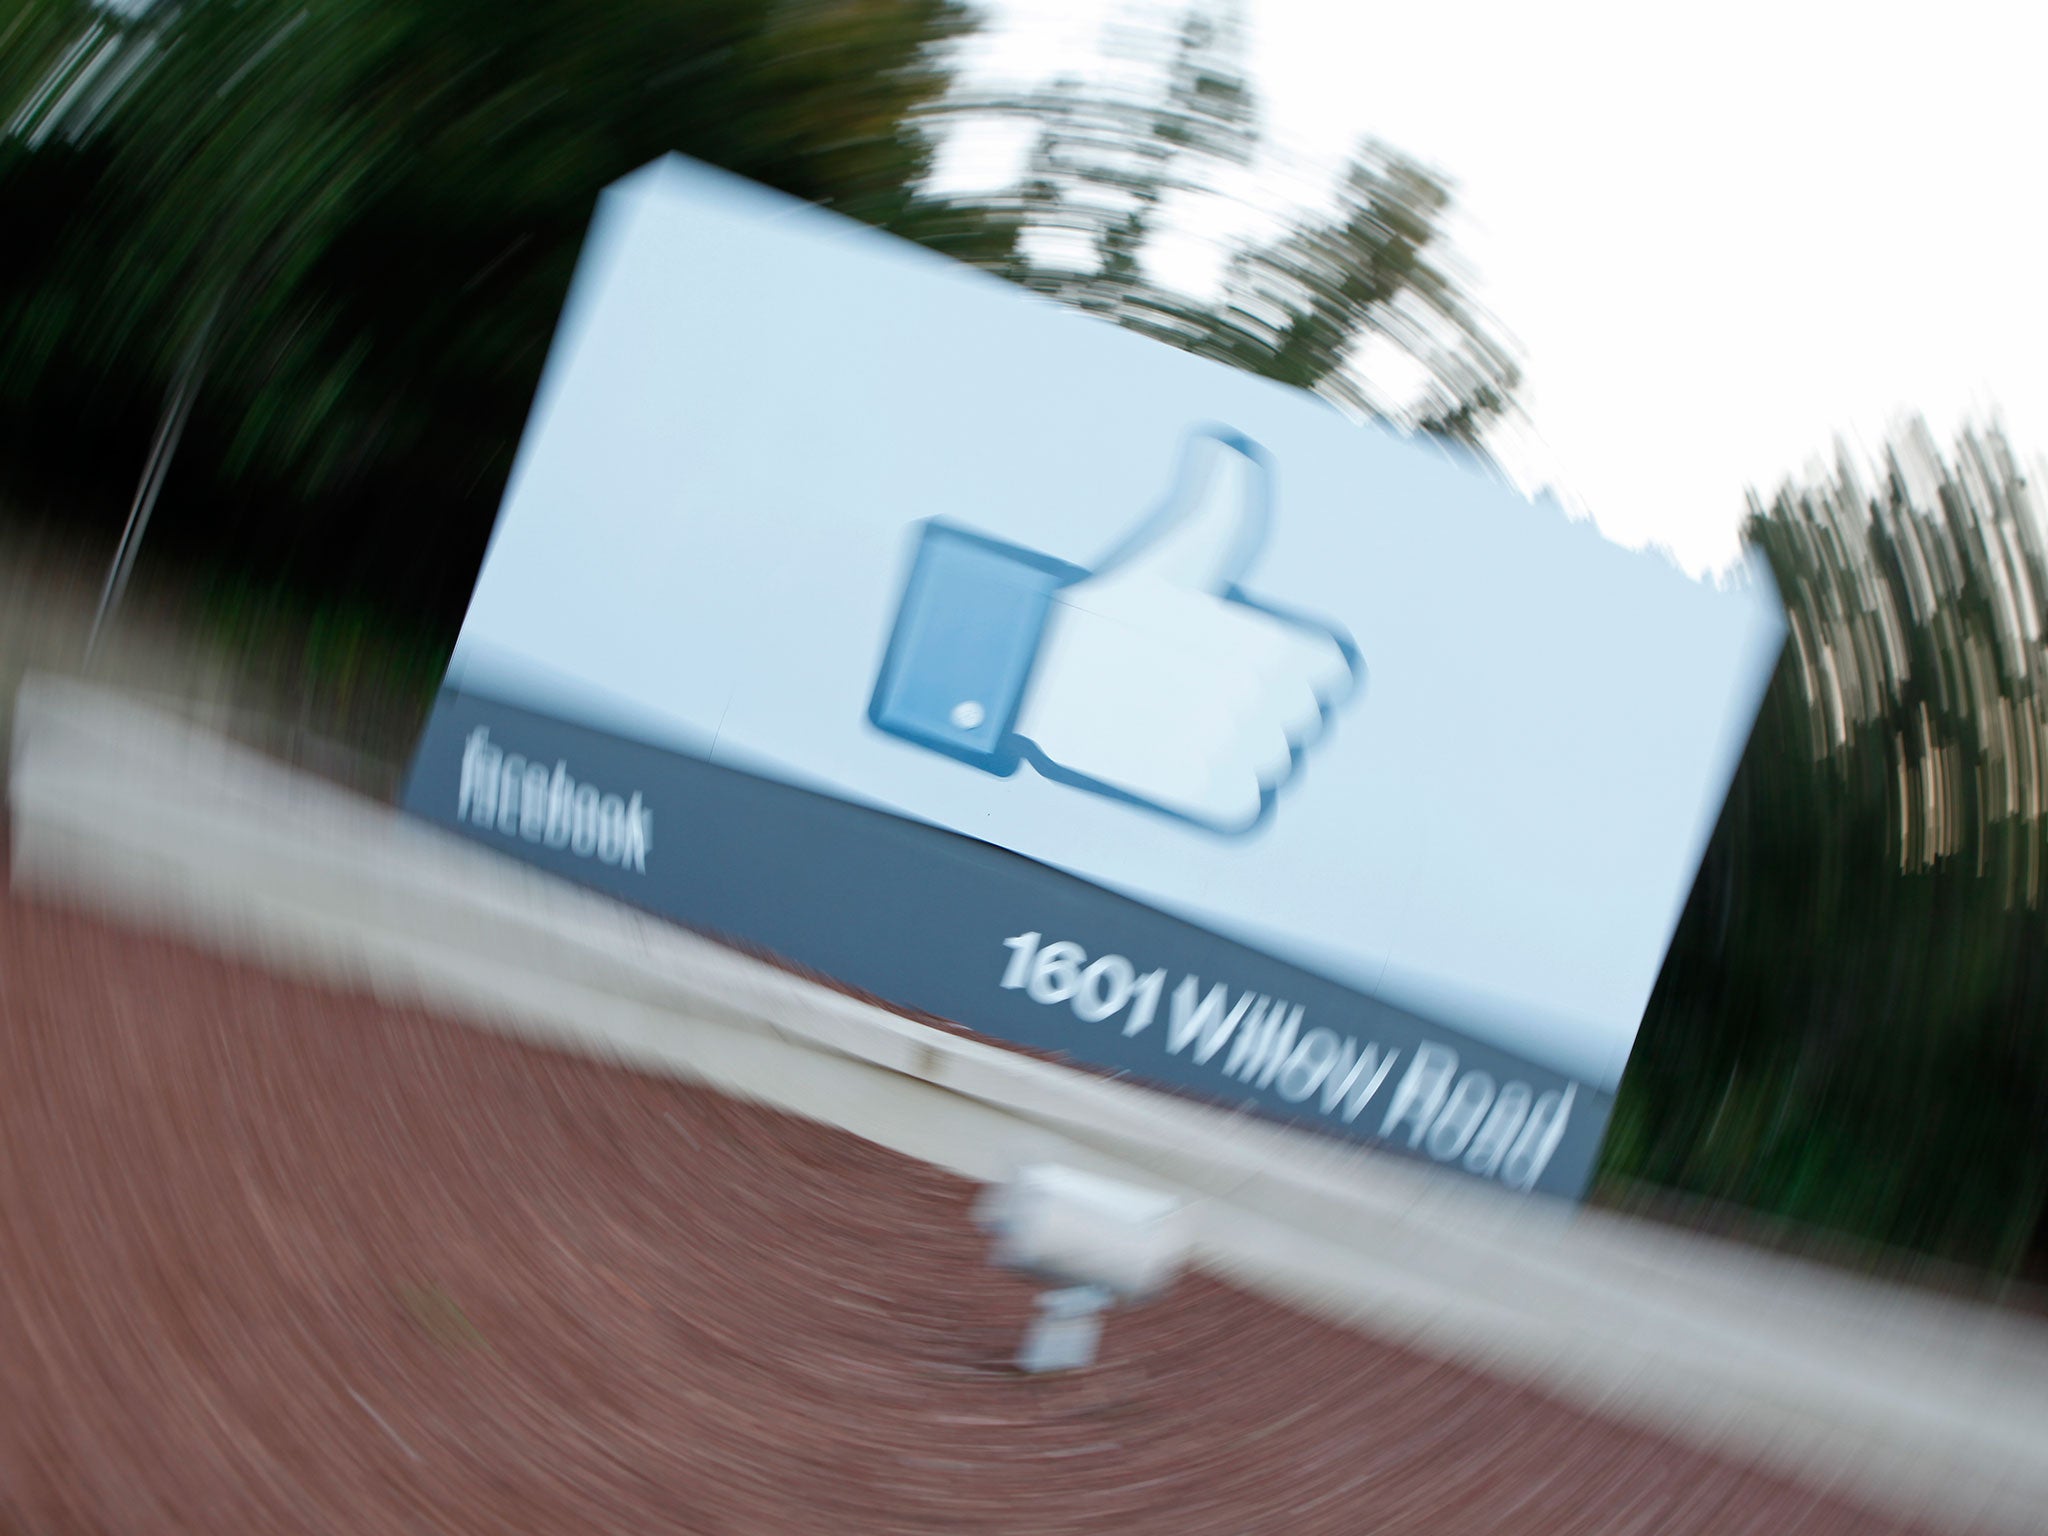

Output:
xmin=869 ymin=429 xmax=1362 ymax=834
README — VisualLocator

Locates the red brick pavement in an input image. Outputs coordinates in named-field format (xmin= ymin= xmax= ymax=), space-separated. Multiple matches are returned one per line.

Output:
xmin=0 ymin=876 xmax=1948 ymax=1535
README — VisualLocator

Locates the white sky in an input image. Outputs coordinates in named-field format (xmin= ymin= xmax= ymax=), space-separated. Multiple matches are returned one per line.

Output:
xmin=938 ymin=0 xmax=2048 ymax=573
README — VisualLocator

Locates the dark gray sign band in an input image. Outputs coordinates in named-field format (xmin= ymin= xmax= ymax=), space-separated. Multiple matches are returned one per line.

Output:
xmin=403 ymin=686 xmax=1612 ymax=1198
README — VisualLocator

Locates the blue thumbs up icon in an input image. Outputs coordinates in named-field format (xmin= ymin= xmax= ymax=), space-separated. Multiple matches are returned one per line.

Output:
xmin=868 ymin=427 xmax=1364 ymax=835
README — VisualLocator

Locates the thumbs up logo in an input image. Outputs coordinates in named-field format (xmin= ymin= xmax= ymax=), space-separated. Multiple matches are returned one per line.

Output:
xmin=867 ymin=427 xmax=1363 ymax=835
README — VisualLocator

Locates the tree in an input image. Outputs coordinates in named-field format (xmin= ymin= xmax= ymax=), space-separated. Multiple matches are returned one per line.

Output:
xmin=957 ymin=2 xmax=1519 ymax=442
xmin=0 ymin=0 xmax=1012 ymax=608
xmin=2 ymin=0 xmax=1517 ymax=612
xmin=1611 ymin=420 xmax=2048 ymax=1275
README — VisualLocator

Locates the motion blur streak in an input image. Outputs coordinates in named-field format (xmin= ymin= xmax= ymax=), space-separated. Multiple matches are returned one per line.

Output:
xmin=5 ymin=0 xmax=2048 ymax=1532
xmin=1614 ymin=420 xmax=2048 ymax=1277
xmin=1767 ymin=423 xmax=2048 ymax=891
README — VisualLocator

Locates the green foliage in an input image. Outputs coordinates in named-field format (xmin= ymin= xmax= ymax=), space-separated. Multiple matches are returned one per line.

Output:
xmin=970 ymin=3 xmax=1518 ymax=441
xmin=1 ymin=0 xmax=1518 ymax=615
xmin=1615 ymin=421 xmax=2048 ymax=1274
xmin=0 ymin=0 xmax=1007 ymax=608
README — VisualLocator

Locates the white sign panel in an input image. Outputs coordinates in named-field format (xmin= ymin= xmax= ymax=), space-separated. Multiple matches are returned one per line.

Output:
xmin=410 ymin=155 xmax=1784 ymax=1195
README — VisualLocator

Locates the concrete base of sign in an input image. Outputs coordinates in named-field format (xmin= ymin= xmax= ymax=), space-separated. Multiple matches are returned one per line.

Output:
xmin=10 ymin=673 xmax=2048 ymax=1533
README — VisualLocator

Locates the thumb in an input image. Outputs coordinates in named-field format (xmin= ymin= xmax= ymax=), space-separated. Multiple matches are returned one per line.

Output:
xmin=1098 ymin=430 xmax=1269 ymax=591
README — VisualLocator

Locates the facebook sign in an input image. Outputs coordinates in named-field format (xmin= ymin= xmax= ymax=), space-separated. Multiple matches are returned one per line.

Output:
xmin=403 ymin=155 xmax=1785 ymax=1198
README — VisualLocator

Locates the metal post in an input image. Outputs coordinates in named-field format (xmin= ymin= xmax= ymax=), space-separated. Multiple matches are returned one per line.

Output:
xmin=1016 ymin=1283 xmax=1115 ymax=1373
